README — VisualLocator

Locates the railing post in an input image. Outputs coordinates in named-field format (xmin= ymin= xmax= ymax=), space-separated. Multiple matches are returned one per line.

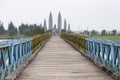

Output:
xmin=118 ymin=47 xmax=120 ymax=74
xmin=111 ymin=43 xmax=115 ymax=71
xmin=0 ymin=35 xmax=50 ymax=80
xmin=86 ymin=38 xmax=89 ymax=57
xmin=100 ymin=42 xmax=105 ymax=65
xmin=1 ymin=48 xmax=6 ymax=80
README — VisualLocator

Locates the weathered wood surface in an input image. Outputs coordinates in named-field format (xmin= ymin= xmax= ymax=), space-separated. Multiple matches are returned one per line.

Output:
xmin=16 ymin=36 xmax=114 ymax=80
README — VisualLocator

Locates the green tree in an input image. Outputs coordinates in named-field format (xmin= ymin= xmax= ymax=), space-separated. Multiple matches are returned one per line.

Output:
xmin=83 ymin=30 xmax=89 ymax=36
xmin=8 ymin=22 xmax=18 ymax=37
xmin=24 ymin=24 xmax=45 ymax=36
xmin=0 ymin=21 xmax=5 ymax=35
xmin=19 ymin=23 xmax=28 ymax=35
xmin=112 ymin=29 xmax=117 ymax=35
xmin=91 ymin=30 xmax=98 ymax=36
xmin=25 ymin=28 xmax=37 ymax=36
xmin=101 ymin=29 xmax=107 ymax=36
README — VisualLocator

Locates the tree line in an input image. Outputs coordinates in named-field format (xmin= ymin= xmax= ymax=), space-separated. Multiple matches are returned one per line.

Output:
xmin=0 ymin=21 xmax=46 ymax=37
xmin=81 ymin=29 xmax=119 ymax=36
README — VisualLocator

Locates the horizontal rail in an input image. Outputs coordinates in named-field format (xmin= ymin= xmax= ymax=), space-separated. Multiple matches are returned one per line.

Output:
xmin=0 ymin=33 xmax=51 ymax=80
xmin=0 ymin=38 xmax=32 ymax=80
xmin=61 ymin=33 xmax=120 ymax=80
xmin=87 ymin=38 xmax=120 ymax=75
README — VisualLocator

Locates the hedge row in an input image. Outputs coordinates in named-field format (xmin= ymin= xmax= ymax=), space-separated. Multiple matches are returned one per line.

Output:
xmin=32 ymin=33 xmax=51 ymax=53
xmin=61 ymin=33 xmax=87 ymax=52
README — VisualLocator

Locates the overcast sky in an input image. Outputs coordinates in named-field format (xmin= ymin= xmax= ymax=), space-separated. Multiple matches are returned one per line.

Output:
xmin=0 ymin=0 xmax=120 ymax=31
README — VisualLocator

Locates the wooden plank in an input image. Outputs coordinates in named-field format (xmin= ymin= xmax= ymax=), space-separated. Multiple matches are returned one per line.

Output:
xmin=16 ymin=36 xmax=114 ymax=80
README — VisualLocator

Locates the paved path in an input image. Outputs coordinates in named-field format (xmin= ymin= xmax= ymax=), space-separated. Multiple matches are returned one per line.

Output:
xmin=16 ymin=36 xmax=114 ymax=80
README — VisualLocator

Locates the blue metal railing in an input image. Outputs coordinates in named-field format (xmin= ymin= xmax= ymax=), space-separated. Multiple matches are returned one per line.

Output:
xmin=87 ymin=38 xmax=120 ymax=74
xmin=0 ymin=38 xmax=32 ymax=80
xmin=61 ymin=33 xmax=119 ymax=79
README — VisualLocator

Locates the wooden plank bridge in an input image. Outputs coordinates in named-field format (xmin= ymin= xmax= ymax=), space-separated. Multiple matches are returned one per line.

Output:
xmin=16 ymin=36 xmax=114 ymax=80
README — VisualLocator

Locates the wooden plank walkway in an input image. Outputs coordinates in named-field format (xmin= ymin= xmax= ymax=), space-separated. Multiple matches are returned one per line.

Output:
xmin=16 ymin=36 xmax=114 ymax=80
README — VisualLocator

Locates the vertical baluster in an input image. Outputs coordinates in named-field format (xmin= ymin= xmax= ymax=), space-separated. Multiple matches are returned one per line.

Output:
xmin=100 ymin=42 xmax=103 ymax=64
xmin=0 ymin=48 xmax=5 ymax=80
xmin=30 ymin=39 xmax=32 ymax=56
xmin=25 ymin=40 xmax=27 ymax=59
xmin=6 ymin=47 xmax=11 ymax=76
xmin=20 ymin=41 xmax=22 ymax=64
xmin=107 ymin=45 xmax=111 ymax=68
xmin=92 ymin=41 xmax=95 ymax=59
xmin=118 ymin=47 xmax=120 ymax=74
xmin=95 ymin=43 xmax=98 ymax=60
xmin=86 ymin=39 xmax=90 ymax=57
xmin=93 ymin=41 xmax=95 ymax=59
xmin=16 ymin=44 xmax=19 ymax=67
xmin=111 ymin=43 xmax=115 ymax=71
xmin=1 ymin=48 xmax=6 ymax=79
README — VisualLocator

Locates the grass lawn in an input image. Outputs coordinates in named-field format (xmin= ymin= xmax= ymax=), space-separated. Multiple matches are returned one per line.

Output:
xmin=0 ymin=35 xmax=26 ymax=39
xmin=0 ymin=35 xmax=10 ymax=39
xmin=14 ymin=35 xmax=27 ymax=38
xmin=90 ymin=36 xmax=120 ymax=40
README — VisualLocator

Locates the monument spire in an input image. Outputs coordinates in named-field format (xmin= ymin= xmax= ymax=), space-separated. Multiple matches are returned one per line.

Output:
xmin=58 ymin=12 xmax=62 ymax=34
xmin=64 ymin=19 xmax=67 ymax=31
xmin=68 ymin=23 xmax=70 ymax=32
xmin=43 ymin=19 xmax=47 ymax=32
xmin=49 ymin=12 xmax=53 ymax=31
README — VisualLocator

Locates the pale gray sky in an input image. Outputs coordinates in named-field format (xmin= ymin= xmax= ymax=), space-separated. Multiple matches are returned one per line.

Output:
xmin=0 ymin=0 xmax=120 ymax=31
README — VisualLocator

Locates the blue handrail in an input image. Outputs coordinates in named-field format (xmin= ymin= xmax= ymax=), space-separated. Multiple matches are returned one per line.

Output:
xmin=0 ymin=38 xmax=32 ymax=80
xmin=87 ymin=38 xmax=120 ymax=74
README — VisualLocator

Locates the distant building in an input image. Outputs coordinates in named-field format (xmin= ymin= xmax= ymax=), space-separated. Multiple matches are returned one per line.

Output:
xmin=106 ymin=31 xmax=113 ymax=35
xmin=49 ymin=12 xmax=53 ymax=31
xmin=43 ymin=19 xmax=47 ymax=32
xmin=83 ymin=30 xmax=89 ymax=36
xmin=53 ymin=24 xmax=57 ymax=35
xmin=68 ymin=23 xmax=70 ymax=32
xmin=64 ymin=19 xmax=67 ymax=31
xmin=58 ymin=12 xmax=62 ymax=34
xmin=118 ymin=31 xmax=120 ymax=35
xmin=48 ymin=12 xmax=70 ymax=34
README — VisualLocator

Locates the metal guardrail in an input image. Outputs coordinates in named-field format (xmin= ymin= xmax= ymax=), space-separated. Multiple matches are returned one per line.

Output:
xmin=0 ymin=38 xmax=32 ymax=80
xmin=0 ymin=33 xmax=51 ymax=80
xmin=61 ymin=33 xmax=120 ymax=79
xmin=87 ymin=38 xmax=120 ymax=75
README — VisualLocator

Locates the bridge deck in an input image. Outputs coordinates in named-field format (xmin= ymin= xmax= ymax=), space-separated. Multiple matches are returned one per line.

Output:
xmin=16 ymin=36 xmax=114 ymax=80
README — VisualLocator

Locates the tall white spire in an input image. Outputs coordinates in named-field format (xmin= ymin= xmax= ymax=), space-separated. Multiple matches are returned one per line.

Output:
xmin=49 ymin=12 xmax=53 ymax=31
xmin=64 ymin=19 xmax=67 ymax=31
xmin=68 ymin=23 xmax=70 ymax=32
xmin=43 ymin=19 xmax=47 ymax=32
xmin=58 ymin=12 xmax=62 ymax=33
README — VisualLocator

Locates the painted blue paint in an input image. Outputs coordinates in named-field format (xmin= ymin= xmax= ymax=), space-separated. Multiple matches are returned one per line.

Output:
xmin=0 ymin=38 xmax=32 ymax=80
xmin=87 ymin=38 xmax=120 ymax=74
